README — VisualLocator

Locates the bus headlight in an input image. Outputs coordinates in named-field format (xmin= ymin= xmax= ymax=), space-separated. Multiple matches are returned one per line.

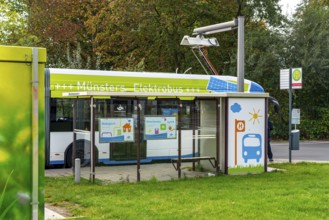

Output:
xmin=257 ymin=151 xmax=260 ymax=155
xmin=244 ymin=151 xmax=247 ymax=156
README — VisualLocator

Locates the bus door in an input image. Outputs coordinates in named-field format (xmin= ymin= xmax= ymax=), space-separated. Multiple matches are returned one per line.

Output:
xmin=110 ymin=99 xmax=147 ymax=161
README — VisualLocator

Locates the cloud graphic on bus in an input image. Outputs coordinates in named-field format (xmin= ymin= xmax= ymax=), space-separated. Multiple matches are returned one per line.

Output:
xmin=231 ymin=103 xmax=242 ymax=113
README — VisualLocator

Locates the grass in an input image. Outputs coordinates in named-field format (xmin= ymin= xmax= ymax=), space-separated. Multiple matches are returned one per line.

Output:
xmin=45 ymin=162 xmax=329 ymax=220
xmin=228 ymin=164 xmax=264 ymax=174
xmin=0 ymin=170 xmax=18 ymax=220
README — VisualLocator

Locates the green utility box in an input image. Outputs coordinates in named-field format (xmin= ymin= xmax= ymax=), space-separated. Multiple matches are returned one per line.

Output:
xmin=291 ymin=129 xmax=300 ymax=150
xmin=0 ymin=45 xmax=46 ymax=219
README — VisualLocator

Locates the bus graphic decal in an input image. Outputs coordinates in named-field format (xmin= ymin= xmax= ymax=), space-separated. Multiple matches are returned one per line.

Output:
xmin=242 ymin=133 xmax=262 ymax=163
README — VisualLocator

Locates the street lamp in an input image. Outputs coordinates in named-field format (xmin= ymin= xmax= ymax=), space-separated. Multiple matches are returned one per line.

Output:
xmin=180 ymin=17 xmax=245 ymax=92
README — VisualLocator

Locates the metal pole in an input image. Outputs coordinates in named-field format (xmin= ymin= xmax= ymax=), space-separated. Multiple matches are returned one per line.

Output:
xmin=196 ymin=100 xmax=201 ymax=170
xmin=137 ymin=98 xmax=141 ymax=182
xmin=90 ymin=97 xmax=95 ymax=182
xmin=192 ymin=101 xmax=196 ymax=171
xmin=265 ymin=98 xmax=268 ymax=172
xmin=224 ymin=98 xmax=229 ymax=174
xmin=219 ymin=98 xmax=225 ymax=173
xmin=31 ymin=47 xmax=39 ymax=220
xmin=289 ymin=68 xmax=292 ymax=163
xmin=72 ymin=99 xmax=77 ymax=174
xmin=216 ymin=98 xmax=220 ymax=175
xmin=192 ymin=20 xmax=237 ymax=35
xmin=178 ymin=99 xmax=182 ymax=179
xmin=237 ymin=16 xmax=245 ymax=92
xmin=92 ymin=99 xmax=96 ymax=178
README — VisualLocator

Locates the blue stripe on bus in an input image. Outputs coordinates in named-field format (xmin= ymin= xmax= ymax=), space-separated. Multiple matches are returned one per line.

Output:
xmin=250 ymin=82 xmax=264 ymax=93
xmin=49 ymin=160 xmax=65 ymax=165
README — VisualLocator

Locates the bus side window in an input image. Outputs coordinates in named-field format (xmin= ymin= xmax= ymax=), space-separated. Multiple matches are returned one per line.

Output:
xmin=50 ymin=98 xmax=73 ymax=132
xmin=156 ymin=100 xmax=193 ymax=130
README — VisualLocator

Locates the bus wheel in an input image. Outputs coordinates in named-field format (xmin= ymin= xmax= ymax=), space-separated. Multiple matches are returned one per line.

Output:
xmin=64 ymin=146 xmax=73 ymax=168
xmin=64 ymin=139 xmax=92 ymax=168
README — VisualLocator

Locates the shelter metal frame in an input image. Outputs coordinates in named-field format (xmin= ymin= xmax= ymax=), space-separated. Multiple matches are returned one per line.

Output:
xmin=64 ymin=91 xmax=268 ymax=182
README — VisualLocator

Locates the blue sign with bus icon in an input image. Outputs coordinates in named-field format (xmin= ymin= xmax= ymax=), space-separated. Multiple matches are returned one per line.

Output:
xmin=242 ymin=133 xmax=262 ymax=163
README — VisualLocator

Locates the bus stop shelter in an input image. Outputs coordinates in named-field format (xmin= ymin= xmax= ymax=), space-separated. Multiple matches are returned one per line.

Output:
xmin=63 ymin=91 xmax=269 ymax=182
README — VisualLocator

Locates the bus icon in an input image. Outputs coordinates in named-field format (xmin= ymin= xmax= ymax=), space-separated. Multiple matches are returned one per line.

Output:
xmin=242 ymin=133 xmax=262 ymax=163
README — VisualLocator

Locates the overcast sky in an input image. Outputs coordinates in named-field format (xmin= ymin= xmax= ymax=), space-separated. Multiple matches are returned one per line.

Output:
xmin=279 ymin=0 xmax=302 ymax=16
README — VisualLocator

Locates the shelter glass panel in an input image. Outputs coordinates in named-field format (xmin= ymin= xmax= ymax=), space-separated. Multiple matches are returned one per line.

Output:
xmin=110 ymin=99 xmax=147 ymax=161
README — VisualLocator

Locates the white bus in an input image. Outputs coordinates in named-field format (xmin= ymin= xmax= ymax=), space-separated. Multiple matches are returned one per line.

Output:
xmin=45 ymin=68 xmax=264 ymax=167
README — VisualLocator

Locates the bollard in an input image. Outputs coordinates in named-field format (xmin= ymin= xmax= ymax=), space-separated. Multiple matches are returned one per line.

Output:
xmin=75 ymin=158 xmax=81 ymax=183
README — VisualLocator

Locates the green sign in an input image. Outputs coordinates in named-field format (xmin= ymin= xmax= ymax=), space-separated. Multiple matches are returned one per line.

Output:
xmin=291 ymin=68 xmax=302 ymax=89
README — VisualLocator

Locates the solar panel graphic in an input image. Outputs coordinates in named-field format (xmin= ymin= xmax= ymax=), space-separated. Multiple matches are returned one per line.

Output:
xmin=206 ymin=76 xmax=264 ymax=93
xmin=206 ymin=76 xmax=237 ymax=92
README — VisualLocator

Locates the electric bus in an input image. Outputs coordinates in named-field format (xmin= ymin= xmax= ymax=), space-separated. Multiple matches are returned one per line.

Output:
xmin=45 ymin=68 xmax=264 ymax=167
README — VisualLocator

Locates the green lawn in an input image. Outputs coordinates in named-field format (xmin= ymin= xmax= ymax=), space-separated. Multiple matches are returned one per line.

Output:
xmin=45 ymin=163 xmax=329 ymax=219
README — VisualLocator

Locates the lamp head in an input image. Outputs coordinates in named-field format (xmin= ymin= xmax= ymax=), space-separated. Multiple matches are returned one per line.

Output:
xmin=180 ymin=35 xmax=219 ymax=48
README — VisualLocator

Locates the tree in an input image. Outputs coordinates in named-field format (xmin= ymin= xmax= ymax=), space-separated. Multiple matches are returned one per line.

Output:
xmin=28 ymin=0 xmax=104 ymax=69
xmin=287 ymin=0 xmax=329 ymax=138
xmin=27 ymin=0 xmax=285 ymax=72
xmin=0 ymin=0 xmax=38 ymax=45
xmin=84 ymin=0 xmax=286 ymax=73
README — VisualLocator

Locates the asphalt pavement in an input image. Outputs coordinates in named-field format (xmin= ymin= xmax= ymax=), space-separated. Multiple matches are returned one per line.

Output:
xmin=272 ymin=141 xmax=329 ymax=162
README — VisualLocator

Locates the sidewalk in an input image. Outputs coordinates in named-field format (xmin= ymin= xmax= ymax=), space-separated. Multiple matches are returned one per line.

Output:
xmin=45 ymin=208 xmax=65 ymax=220
xmin=45 ymin=163 xmax=208 ymax=183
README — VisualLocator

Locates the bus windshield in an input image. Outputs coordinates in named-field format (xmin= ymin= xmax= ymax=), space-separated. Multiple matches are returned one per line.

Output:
xmin=243 ymin=136 xmax=260 ymax=147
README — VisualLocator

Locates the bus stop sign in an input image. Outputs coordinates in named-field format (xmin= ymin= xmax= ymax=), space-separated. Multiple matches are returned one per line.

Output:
xmin=280 ymin=68 xmax=302 ymax=90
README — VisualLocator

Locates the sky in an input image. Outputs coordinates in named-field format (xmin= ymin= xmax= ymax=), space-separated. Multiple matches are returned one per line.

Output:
xmin=279 ymin=0 xmax=302 ymax=16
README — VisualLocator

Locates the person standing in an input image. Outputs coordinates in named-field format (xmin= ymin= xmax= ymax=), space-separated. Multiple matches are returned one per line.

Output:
xmin=268 ymin=118 xmax=274 ymax=162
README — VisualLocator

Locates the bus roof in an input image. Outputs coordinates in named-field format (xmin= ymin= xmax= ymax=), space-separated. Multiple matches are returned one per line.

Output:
xmin=48 ymin=68 xmax=265 ymax=98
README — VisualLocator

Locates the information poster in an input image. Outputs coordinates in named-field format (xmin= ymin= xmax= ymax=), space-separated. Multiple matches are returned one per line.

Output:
xmin=144 ymin=116 xmax=176 ymax=140
xmin=99 ymin=118 xmax=134 ymax=143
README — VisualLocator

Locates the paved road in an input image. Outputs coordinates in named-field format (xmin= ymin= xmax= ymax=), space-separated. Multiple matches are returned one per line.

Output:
xmin=271 ymin=141 xmax=329 ymax=162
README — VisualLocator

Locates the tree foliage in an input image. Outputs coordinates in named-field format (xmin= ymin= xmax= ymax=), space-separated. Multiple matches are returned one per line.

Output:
xmin=5 ymin=0 xmax=329 ymax=139
xmin=286 ymin=0 xmax=329 ymax=139
xmin=26 ymin=0 xmax=284 ymax=72
xmin=0 ymin=0 xmax=38 ymax=45
xmin=27 ymin=0 xmax=95 ymax=68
